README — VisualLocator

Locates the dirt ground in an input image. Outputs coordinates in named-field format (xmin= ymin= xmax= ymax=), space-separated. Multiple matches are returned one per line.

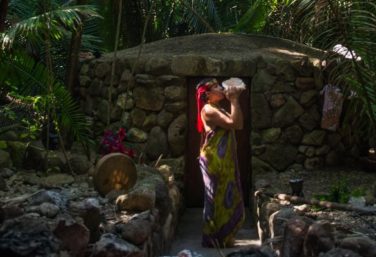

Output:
xmin=253 ymin=165 xmax=376 ymax=200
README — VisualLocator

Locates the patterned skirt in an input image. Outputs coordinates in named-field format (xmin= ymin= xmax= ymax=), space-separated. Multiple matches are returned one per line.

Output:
xmin=199 ymin=128 xmax=245 ymax=248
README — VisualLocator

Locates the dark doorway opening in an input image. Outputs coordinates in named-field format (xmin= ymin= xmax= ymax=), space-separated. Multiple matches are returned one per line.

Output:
xmin=185 ymin=77 xmax=251 ymax=207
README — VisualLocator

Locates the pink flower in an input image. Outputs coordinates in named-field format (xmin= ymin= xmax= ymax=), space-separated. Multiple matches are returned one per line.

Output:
xmin=100 ymin=128 xmax=135 ymax=158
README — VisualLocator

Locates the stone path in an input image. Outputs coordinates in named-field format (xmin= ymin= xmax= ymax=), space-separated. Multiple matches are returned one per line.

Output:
xmin=165 ymin=208 xmax=260 ymax=257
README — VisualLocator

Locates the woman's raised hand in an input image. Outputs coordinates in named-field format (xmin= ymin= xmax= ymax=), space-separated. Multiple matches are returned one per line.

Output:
xmin=225 ymin=86 xmax=243 ymax=101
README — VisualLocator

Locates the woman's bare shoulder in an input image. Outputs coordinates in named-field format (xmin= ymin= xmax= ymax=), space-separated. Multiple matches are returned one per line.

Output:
xmin=202 ymin=104 xmax=219 ymax=116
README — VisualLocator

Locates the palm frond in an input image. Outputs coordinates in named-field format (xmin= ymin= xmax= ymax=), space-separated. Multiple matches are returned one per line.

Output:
xmin=234 ymin=0 xmax=279 ymax=33
xmin=1 ymin=4 xmax=100 ymax=49
xmin=0 ymin=50 xmax=91 ymax=144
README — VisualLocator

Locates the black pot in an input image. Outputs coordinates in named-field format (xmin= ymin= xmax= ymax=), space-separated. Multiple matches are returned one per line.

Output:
xmin=289 ymin=178 xmax=304 ymax=197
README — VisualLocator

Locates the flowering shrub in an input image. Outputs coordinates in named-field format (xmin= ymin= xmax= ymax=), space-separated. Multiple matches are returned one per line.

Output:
xmin=100 ymin=128 xmax=135 ymax=158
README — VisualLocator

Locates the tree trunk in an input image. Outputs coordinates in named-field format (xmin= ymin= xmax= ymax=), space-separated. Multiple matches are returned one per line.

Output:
xmin=65 ymin=24 xmax=83 ymax=94
xmin=123 ymin=0 xmax=144 ymax=47
xmin=65 ymin=0 xmax=86 ymax=94
xmin=0 ymin=0 xmax=9 ymax=32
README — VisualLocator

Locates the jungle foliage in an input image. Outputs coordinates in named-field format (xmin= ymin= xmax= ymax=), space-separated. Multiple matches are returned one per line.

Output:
xmin=0 ymin=0 xmax=375 ymax=151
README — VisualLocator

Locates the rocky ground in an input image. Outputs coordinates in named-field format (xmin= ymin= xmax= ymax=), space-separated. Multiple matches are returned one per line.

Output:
xmin=0 ymin=162 xmax=181 ymax=257
xmin=0 ymin=163 xmax=375 ymax=257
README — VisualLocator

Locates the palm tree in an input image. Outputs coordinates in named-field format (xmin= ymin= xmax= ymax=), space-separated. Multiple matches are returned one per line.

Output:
xmin=0 ymin=0 xmax=100 ymax=148
xmin=235 ymin=0 xmax=376 ymax=148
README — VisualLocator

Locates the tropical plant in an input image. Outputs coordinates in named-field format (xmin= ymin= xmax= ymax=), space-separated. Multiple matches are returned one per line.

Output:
xmin=290 ymin=0 xmax=376 ymax=148
xmin=0 ymin=0 xmax=100 ymax=149
xmin=0 ymin=51 xmax=92 ymax=144
xmin=234 ymin=0 xmax=376 ymax=148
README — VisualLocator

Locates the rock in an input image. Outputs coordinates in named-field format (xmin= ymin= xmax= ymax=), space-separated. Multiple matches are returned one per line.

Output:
xmin=273 ymin=97 xmax=304 ymax=128
xmin=281 ymin=217 xmax=310 ymax=257
xmin=299 ymin=106 xmax=321 ymax=131
xmin=251 ymin=93 xmax=272 ymax=129
xmin=300 ymin=90 xmax=317 ymax=107
xmin=284 ymin=125 xmax=303 ymax=145
xmin=53 ymin=217 xmax=90 ymax=256
xmin=270 ymin=94 xmax=286 ymax=108
xmin=7 ymin=141 xmax=27 ymax=168
xmin=128 ymin=128 xmax=148 ymax=143
xmin=164 ymin=86 xmax=186 ymax=101
xmin=69 ymin=198 xmax=102 ymax=243
xmin=271 ymin=81 xmax=296 ymax=94
xmin=316 ymin=145 xmax=330 ymax=156
xmin=30 ymin=190 xmax=68 ymax=209
xmin=168 ymin=114 xmax=187 ymax=157
xmin=0 ymin=214 xmax=60 ymax=256
xmin=145 ymin=57 xmax=171 ymax=74
xmin=133 ymin=87 xmax=165 ymax=111
xmin=340 ymin=236 xmax=376 ymax=257
xmin=258 ymin=198 xmax=281 ymax=242
xmin=251 ymin=157 xmax=276 ymax=175
xmin=145 ymin=126 xmax=169 ymax=160
xmin=157 ymin=157 xmax=185 ymax=183
xmin=0 ymin=167 xmax=14 ymax=178
xmin=135 ymin=74 xmax=156 ymax=85
xmin=121 ymin=112 xmax=132 ymax=129
xmin=302 ymin=130 xmax=326 ymax=146
xmin=0 ymin=176 xmax=7 ymax=191
xmin=304 ymin=157 xmax=323 ymax=170
xmin=261 ymin=128 xmax=281 ymax=143
xmin=157 ymin=110 xmax=174 ymax=128
xmin=116 ymin=187 xmax=156 ymax=212
xmin=156 ymin=75 xmax=184 ymax=86
xmin=117 ymin=216 xmax=152 ymax=245
xmin=0 ymin=205 xmax=24 ymax=221
xmin=131 ymin=108 xmax=146 ymax=128
xmin=70 ymin=154 xmax=92 ymax=175
xmin=120 ymin=69 xmax=133 ymax=82
xmin=142 ymin=114 xmax=158 ymax=131
xmin=304 ymin=221 xmax=335 ymax=257
xmin=165 ymin=101 xmax=187 ymax=113
xmin=269 ymin=207 xmax=296 ymax=254
xmin=171 ymin=55 xmax=205 ymax=76
xmin=95 ymin=62 xmax=111 ymax=78
xmin=91 ymin=233 xmax=143 ymax=257
xmin=39 ymin=202 xmax=59 ymax=218
xmin=252 ymin=69 xmax=277 ymax=92
xmin=0 ymin=149 xmax=11 ymax=168
xmin=259 ymin=144 xmax=298 ymax=171
xmin=295 ymin=77 xmax=315 ymax=90
xmin=318 ymin=248 xmax=362 ymax=257
xmin=43 ymin=174 xmax=74 ymax=187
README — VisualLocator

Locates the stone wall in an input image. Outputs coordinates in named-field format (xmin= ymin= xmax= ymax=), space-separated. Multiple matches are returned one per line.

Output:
xmin=254 ymin=190 xmax=376 ymax=257
xmin=78 ymin=34 xmax=359 ymax=196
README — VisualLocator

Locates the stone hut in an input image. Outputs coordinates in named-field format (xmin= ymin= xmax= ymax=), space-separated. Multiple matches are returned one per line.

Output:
xmin=79 ymin=33 xmax=358 ymax=206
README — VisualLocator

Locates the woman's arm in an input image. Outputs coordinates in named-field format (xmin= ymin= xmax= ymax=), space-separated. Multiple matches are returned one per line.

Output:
xmin=202 ymin=88 xmax=243 ymax=130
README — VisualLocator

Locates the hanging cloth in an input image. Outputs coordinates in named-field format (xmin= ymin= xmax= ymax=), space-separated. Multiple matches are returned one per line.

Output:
xmin=320 ymin=84 xmax=344 ymax=131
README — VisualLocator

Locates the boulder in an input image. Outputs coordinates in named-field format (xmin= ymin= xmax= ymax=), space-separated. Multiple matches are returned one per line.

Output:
xmin=91 ymin=233 xmax=143 ymax=257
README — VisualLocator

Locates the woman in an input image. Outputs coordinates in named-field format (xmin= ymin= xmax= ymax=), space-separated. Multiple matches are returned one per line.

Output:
xmin=196 ymin=78 xmax=245 ymax=248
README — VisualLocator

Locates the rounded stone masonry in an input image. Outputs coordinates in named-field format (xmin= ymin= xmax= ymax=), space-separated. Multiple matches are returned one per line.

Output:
xmin=80 ymin=33 xmax=359 ymax=178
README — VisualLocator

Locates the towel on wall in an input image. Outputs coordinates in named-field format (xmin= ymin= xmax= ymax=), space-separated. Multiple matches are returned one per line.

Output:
xmin=320 ymin=84 xmax=344 ymax=131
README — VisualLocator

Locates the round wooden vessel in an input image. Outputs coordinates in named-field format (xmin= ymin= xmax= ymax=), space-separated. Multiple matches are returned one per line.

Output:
xmin=93 ymin=153 xmax=137 ymax=197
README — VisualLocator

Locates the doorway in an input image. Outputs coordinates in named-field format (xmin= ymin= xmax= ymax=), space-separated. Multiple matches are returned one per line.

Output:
xmin=185 ymin=77 xmax=251 ymax=207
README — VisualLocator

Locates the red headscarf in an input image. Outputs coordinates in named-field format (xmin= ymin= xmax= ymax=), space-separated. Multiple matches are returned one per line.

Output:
xmin=196 ymin=79 xmax=217 ymax=133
